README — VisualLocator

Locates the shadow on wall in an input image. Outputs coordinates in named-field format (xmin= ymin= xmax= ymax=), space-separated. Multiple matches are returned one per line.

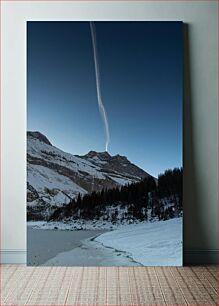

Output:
xmin=183 ymin=24 xmax=214 ymax=264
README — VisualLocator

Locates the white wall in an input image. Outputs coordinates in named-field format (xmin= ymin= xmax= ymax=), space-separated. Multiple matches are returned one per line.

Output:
xmin=1 ymin=1 xmax=218 ymax=263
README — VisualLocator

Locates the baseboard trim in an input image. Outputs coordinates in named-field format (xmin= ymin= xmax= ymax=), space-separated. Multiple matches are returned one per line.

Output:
xmin=183 ymin=249 xmax=218 ymax=265
xmin=1 ymin=249 xmax=26 ymax=264
xmin=1 ymin=249 xmax=218 ymax=265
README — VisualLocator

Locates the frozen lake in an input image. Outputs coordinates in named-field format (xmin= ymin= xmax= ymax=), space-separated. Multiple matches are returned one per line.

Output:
xmin=27 ymin=218 xmax=182 ymax=266
xmin=27 ymin=227 xmax=141 ymax=266
xmin=27 ymin=228 xmax=106 ymax=265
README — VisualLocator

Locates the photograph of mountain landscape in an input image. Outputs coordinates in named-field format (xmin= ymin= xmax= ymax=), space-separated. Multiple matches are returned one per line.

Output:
xmin=27 ymin=21 xmax=183 ymax=266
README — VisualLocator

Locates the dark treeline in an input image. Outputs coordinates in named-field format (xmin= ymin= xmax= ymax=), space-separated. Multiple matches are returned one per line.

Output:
xmin=50 ymin=167 xmax=182 ymax=222
xmin=158 ymin=168 xmax=182 ymax=208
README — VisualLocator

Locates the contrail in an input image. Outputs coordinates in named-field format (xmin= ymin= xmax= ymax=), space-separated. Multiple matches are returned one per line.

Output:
xmin=89 ymin=21 xmax=110 ymax=152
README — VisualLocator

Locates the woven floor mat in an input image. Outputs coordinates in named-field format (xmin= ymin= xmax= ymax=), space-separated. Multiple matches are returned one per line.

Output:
xmin=1 ymin=265 xmax=218 ymax=305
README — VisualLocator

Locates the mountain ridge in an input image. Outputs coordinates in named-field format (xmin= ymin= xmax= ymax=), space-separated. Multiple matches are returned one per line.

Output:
xmin=27 ymin=131 xmax=152 ymax=220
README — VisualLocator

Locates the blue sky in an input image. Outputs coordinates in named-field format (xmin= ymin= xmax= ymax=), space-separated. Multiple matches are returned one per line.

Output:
xmin=27 ymin=21 xmax=183 ymax=177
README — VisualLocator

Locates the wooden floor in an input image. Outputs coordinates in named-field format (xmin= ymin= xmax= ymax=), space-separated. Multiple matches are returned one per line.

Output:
xmin=1 ymin=265 xmax=218 ymax=305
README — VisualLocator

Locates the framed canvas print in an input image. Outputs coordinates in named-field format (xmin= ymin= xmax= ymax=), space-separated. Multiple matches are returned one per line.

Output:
xmin=27 ymin=21 xmax=183 ymax=266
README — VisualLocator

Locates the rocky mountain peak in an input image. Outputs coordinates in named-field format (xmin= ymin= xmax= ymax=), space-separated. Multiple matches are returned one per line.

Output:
xmin=27 ymin=131 xmax=52 ymax=146
xmin=85 ymin=151 xmax=129 ymax=161
xmin=27 ymin=131 xmax=152 ymax=220
xmin=85 ymin=150 xmax=111 ymax=160
xmin=113 ymin=154 xmax=128 ymax=161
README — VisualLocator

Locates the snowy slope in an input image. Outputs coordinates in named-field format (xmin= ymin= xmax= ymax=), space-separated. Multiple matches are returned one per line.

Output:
xmin=29 ymin=217 xmax=182 ymax=266
xmin=27 ymin=134 xmax=105 ymax=179
xmin=27 ymin=131 xmax=150 ymax=219
xmin=95 ymin=217 xmax=182 ymax=266
xmin=27 ymin=164 xmax=86 ymax=206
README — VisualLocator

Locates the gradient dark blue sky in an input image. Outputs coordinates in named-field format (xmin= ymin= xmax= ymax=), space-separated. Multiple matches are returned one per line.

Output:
xmin=27 ymin=21 xmax=182 ymax=177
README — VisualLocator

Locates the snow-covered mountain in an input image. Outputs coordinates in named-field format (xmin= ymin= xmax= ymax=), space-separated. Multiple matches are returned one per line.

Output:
xmin=27 ymin=131 xmax=150 ymax=220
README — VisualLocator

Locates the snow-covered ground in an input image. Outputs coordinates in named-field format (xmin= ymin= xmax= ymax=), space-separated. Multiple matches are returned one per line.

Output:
xmin=27 ymin=134 xmax=145 ymax=213
xmin=27 ymin=206 xmax=160 ymax=230
xmin=28 ymin=217 xmax=182 ymax=266
xmin=28 ymin=136 xmax=106 ymax=179
xmin=27 ymin=164 xmax=87 ymax=206
xmin=108 ymin=175 xmax=135 ymax=186
xmin=95 ymin=217 xmax=182 ymax=266
xmin=27 ymin=218 xmax=140 ymax=231
xmin=43 ymin=235 xmax=141 ymax=266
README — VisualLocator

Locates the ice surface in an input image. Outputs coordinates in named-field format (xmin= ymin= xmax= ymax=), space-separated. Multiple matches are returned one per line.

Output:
xmin=95 ymin=217 xmax=182 ymax=266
